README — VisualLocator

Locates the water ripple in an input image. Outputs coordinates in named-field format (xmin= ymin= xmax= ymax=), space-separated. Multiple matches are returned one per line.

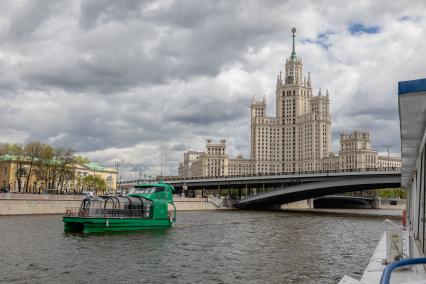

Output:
xmin=0 ymin=211 xmax=385 ymax=283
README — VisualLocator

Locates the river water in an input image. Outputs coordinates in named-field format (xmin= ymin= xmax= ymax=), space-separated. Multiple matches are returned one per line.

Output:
xmin=0 ymin=211 xmax=385 ymax=284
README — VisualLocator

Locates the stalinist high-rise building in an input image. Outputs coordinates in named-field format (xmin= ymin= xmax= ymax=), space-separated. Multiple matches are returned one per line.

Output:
xmin=178 ymin=28 xmax=400 ymax=178
xmin=251 ymin=27 xmax=331 ymax=174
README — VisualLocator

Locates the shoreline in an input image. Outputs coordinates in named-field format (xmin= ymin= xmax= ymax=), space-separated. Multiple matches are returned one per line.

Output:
xmin=284 ymin=208 xmax=403 ymax=218
xmin=0 ymin=193 xmax=404 ymax=217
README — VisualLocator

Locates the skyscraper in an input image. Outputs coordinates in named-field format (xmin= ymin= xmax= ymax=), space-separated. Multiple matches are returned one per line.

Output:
xmin=250 ymin=27 xmax=331 ymax=173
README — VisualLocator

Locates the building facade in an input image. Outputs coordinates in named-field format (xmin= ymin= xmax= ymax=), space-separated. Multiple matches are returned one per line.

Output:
xmin=178 ymin=28 xmax=400 ymax=178
xmin=178 ymin=139 xmax=230 ymax=178
xmin=0 ymin=156 xmax=117 ymax=193
xmin=251 ymin=28 xmax=331 ymax=174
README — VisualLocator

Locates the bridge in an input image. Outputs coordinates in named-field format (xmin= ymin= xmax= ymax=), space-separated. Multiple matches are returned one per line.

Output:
xmin=236 ymin=173 xmax=400 ymax=209
xmin=119 ymin=170 xmax=401 ymax=209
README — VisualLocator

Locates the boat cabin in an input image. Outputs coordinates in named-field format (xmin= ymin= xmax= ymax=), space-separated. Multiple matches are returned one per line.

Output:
xmin=76 ymin=195 xmax=154 ymax=218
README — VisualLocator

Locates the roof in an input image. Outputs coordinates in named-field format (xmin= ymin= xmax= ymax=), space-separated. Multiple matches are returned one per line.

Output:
xmin=81 ymin=162 xmax=117 ymax=173
xmin=0 ymin=155 xmax=15 ymax=161
xmin=135 ymin=183 xmax=175 ymax=191
xmin=83 ymin=162 xmax=105 ymax=171
xmin=398 ymin=78 xmax=426 ymax=186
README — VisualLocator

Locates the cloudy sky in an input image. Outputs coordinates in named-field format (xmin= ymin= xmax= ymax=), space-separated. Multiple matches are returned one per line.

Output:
xmin=0 ymin=0 xmax=425 ymax=178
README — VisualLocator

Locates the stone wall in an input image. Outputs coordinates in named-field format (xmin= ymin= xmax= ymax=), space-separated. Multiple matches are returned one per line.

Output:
xmin=174 ymin=197 xmax=217 ymax=210
xmin=0 ymin=194 xmax=217 ymax=215
xmin=282 ymin=199 xmax=312 ymax=209
xmin=0 ymin=194 xmax=81 ymax=215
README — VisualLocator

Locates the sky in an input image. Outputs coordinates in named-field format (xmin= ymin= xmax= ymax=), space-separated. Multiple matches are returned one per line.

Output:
xmin=0 ymin=0 xmax=425 ymax=179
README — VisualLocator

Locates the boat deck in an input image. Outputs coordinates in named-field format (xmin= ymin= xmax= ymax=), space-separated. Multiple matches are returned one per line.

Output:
xmin=339 ymin=230 xmax=426 ymax=283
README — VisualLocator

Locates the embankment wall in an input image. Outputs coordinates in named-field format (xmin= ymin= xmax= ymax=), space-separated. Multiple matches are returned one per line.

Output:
xmin=0 ymin=194 xmax=217 ymax=215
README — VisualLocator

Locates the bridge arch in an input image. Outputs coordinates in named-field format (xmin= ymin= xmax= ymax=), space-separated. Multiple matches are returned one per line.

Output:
xmin=236 ymin=175 xmax=401 ymax=209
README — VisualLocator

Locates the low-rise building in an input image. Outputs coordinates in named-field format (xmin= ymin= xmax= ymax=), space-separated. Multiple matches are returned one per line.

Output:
xmin=178 ymin=139 xmax=229 ymax=178
xmin=0 ymin=155 xmax=117 ymax=193
xmin=229 ymin=155 xmax=254 ymax=176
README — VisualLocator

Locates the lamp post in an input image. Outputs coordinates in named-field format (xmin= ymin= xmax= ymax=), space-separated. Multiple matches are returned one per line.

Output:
xmin=383 ymin=145 xmax=392 ymax=170
xmin=160 ymin=155 xmax=163 ymax=179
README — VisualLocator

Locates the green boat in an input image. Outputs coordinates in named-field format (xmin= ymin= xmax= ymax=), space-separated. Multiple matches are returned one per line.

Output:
xmin=63 ymin=183 xmax=176 ymax=233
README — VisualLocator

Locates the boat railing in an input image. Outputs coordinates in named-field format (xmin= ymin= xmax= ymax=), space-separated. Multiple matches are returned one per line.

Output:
xmin=168 ymin=202 xmax=176 ymax=222
xmin=65 ymin=207 xmax=151 ymax=218
xmin=380 ymin=257 xmax=426 ymax=284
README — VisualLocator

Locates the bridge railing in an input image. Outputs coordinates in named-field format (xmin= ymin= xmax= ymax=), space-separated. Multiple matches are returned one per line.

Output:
xmin=118 ymin=167 xmax=401 ymax=185
xmin=118 ymin=167 xmax=402 ymax=185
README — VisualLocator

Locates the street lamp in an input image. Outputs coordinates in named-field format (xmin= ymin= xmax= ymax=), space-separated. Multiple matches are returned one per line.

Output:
xmin=382 ymin=145 xmax=392 ymax=170
xmin=160 ymin=155 xmax=163 ymax=179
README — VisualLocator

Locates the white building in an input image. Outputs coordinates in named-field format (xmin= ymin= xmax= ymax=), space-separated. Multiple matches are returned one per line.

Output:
xmin=178 ymin=28 xmax=400 ymax=178
xmin=251 ymin=27 xmax=331 ymax=174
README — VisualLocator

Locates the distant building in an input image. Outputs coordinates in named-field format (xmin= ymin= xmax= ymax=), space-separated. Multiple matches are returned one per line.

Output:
xmin=178 ymin=139 xmax=229 ymax=177
xmin=319 ymin=130 xmax=401 ymax=172
xmin=0 ymin=156 xmax=117 ymax=193
xmin=178 ymin=28 xmax=400 ymax=178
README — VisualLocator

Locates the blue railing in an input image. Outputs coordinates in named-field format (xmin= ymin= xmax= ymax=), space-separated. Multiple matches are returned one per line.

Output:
xmin=380 ymin=257 xmax=426 ymax=284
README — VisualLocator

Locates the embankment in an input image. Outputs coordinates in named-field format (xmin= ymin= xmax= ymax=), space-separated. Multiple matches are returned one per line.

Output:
xmin=0 ymin=194 xmax=217 ymax=215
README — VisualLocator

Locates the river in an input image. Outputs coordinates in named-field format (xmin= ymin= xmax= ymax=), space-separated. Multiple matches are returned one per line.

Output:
xmin=0 ymin=210 xmax=385 ymax=284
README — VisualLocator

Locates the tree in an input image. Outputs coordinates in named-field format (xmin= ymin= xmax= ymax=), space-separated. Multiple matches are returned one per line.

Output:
xmin=82 ymin=175 xmax=107 ymax=195
xmin=10 ymin=144 xmax=25 ymax=192
xmin=74 ymin=155 xmax=90 ymax=165
xmin=55 ymin=147 xmax=75 ymax=194
xmin=377 ymin=188 xmax=406 ymax=199
xmin=34 ymin=144 xmax=54 ymax=193
xmin=0 ymin=143 xmax=13 ymax=155
xmin=23 ymin=141 xmax=43 ymax=192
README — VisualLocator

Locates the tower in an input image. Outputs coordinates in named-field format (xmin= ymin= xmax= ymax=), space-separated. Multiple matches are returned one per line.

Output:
xmin=250 ymin=96 xmax=267 ymax=162
xmin=252 ymin=27 xmax=331 ymax=174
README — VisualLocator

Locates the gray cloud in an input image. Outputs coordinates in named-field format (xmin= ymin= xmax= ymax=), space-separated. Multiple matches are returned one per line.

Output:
xmin=0 ymin=0 xmax=425 ymax=176
xmin=6 ymin=0 xmax=60 ymax=41
xmin=79 ymin=0 xmax=148 ymax=30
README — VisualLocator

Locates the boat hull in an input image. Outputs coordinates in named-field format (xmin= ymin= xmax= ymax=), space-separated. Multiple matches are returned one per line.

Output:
xmin=63 ymin=217 xmax=172 ymax=233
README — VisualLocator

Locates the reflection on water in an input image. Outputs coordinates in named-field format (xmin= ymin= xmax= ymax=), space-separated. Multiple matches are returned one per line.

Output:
xmin=0 ymin=211 xmax=384 ymax=284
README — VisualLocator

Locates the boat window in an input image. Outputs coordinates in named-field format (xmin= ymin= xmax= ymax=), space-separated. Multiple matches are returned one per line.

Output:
xmin=130 ymin=186 xmax=166 ymax=194
xmin=130 ymin=187 xmax=156 ymax=194
xmin=81 ymin=197 xmax=105 ymax=209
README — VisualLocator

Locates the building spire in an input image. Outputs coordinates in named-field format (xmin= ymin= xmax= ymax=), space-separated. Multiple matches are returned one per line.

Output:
xmin=291 ymin=27 xmax=297 ymax=60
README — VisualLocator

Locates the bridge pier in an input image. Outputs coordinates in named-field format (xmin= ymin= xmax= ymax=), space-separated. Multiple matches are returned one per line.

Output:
xmin=308 ymin=199 xmax=314 ymax=208
xmin=372 ymin=197 xmax=382 ymax=209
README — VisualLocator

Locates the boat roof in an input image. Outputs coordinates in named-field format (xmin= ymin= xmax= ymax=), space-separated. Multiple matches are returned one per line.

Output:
xmin=398 ymin=78 xmax=426 ymax=186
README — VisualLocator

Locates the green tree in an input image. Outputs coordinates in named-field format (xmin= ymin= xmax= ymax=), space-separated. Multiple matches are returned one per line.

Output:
xmin=377 ymin=188 xmax=406 ymax=199
xmin=82 ymin=175 xmax=107 ymax=195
